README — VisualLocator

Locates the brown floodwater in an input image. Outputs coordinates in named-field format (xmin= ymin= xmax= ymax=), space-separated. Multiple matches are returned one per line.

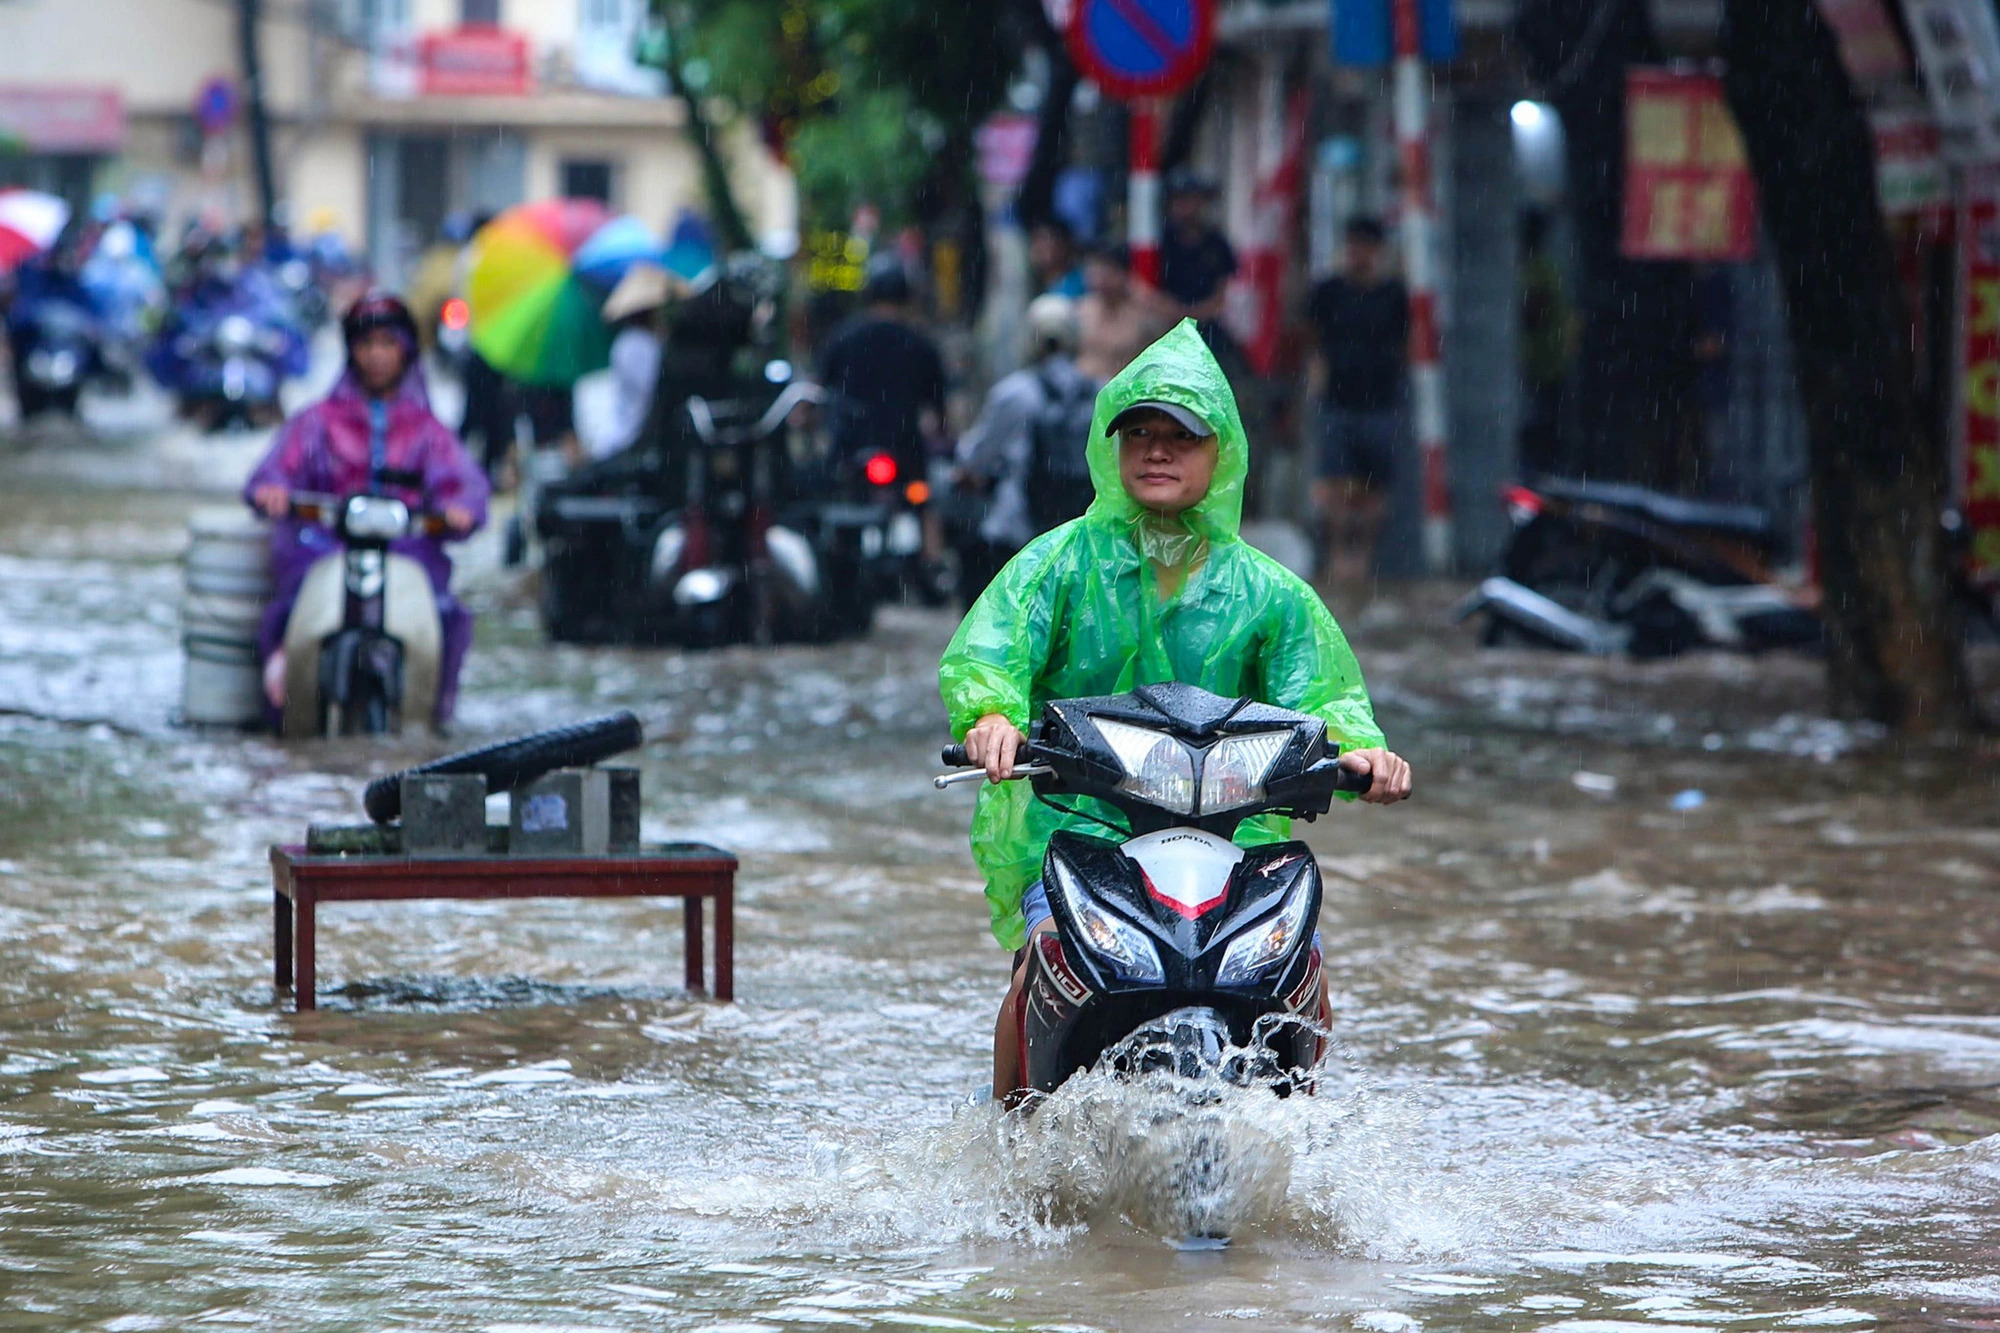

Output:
xmin=3 ymin=478 xmax=2000 ymax=1332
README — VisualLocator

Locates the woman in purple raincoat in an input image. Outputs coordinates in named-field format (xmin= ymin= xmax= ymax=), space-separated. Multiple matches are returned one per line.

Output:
xmin=243 ymin=291 xmax=489 ymax=724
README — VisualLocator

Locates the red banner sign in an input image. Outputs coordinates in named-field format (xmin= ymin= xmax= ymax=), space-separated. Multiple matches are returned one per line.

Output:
xmin=1621 ymin=70 xmax=1757 ymax=261
xmin=0 ymin=85 xmax=124 ymax=152
xmin=418 ymin=27 xmax=532 ymax=97
xmin=1964 ymin=186 xmax=2000 ymax=576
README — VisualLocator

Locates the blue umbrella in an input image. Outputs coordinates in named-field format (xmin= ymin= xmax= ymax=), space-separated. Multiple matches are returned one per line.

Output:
xmin=661 ymin=211 xmax=716 ymax=284
xmin=572 ymin=214 xmax=663 ymax=290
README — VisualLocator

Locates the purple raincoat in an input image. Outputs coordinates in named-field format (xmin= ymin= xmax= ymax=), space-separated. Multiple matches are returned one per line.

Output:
xmin=242 ymin=363 xmax=490 ymax=723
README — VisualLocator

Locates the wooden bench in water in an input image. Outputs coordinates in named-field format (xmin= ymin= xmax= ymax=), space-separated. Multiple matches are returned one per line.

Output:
xmin=268 ymin=843 xmax=738 ymax=1012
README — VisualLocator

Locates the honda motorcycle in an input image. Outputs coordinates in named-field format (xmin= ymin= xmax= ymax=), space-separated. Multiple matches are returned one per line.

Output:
xmin=277 ymin=485 xmax=449 ymax=738
xmin=936 ymin=682 xmax=1371 ymax=1102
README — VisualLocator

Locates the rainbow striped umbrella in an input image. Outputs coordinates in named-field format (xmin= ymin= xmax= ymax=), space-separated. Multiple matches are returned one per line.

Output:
xmin=466 ymin=199 xmax=618 ymax=387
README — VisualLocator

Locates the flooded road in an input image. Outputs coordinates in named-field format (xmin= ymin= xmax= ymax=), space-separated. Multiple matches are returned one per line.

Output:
xmin=4 ymin=475 xmax=2000 ymax=1332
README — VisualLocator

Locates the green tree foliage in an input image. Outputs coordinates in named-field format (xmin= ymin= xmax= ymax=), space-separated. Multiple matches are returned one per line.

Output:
xmin=660 ymin=0 xmax=1028 ymax=229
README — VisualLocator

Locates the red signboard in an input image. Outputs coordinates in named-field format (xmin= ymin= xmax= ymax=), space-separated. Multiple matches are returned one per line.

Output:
xmin=1621 ymin=70 xmax=1758 ymax=261
xmin=975 ymin=114 xmax=1038 ymax=188
xmin=1963 ymin=183 xmax=2000 ymax=576
xmin=0 ymin=85 xmax=124 ymax=152
xmin=418 ymin=27 xmax=532 ymax=96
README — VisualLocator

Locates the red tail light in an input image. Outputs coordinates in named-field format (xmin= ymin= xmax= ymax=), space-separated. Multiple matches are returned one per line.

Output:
xmin=864 ymin=452 xmax=898 ymax=486
xmin=440 ymin=297 xmax=470 ymax=331
xmin=1501 ymin=485 xmax=1544 ymax=522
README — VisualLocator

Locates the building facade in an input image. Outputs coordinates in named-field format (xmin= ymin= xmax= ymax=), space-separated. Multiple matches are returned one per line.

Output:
xmin=0 ymin=0 xmax=795 ymax=286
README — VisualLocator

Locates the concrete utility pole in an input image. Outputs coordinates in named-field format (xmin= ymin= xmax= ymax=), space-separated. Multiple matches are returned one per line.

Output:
xmin=1391 ymin=0 xmax=1452 ymax=572
xmin=237 ymin=0 xmax=279 ymax=233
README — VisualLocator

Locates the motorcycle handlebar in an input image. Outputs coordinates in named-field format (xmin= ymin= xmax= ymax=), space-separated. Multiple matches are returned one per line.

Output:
xmin=281 ymin=493 xmax=454 ymax=537
xmin=1332 ymin=762 xmax=1374 ymax=796
xmin=942 ymin=740 xmax=1377 ymax=795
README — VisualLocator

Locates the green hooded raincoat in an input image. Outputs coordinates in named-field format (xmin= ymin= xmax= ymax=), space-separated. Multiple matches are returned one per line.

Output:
xmin=939 ymin=320 xmax=1385 ymax=948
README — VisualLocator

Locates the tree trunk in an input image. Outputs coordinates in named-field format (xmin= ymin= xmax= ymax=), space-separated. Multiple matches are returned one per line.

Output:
xmin=1720 ymin=0 xmax=1976 ymax=731
xmin=1515 ymin=0 xmax=1705 ymax=492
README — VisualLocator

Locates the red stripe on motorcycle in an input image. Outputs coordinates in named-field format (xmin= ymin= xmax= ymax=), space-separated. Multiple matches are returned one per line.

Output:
xmin=1141 ymin=867 xmax=1228 ymax=920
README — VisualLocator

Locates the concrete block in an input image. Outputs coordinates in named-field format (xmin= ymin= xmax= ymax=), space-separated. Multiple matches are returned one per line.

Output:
xmin=606 ymin=766 xmax=641 ymax=853
xmin=510 ymin=768 xmax=610 ymax=855
xmin=402 ymin=774 xmax=490 ymax=856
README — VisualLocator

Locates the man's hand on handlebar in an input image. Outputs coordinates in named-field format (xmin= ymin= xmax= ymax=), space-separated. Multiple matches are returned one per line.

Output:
xmin=253 ymin=484 xmax=290 ymax=519
xmin=443 ymin=504 xmax=475 ymax=535
xmin=964 ymin=713 xmax=1028 ymax=784
xmin=1339 ymin=748 xmax=1413 ymax=805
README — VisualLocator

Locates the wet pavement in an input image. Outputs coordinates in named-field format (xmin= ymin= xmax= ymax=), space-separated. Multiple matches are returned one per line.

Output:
xmin=3 ymin=460 xmax=2000 ymax=1332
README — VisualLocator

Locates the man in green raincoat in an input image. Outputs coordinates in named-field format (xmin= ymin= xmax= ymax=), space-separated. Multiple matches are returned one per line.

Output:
xmin=939 ymin=320 xmax=1413 ymax=1098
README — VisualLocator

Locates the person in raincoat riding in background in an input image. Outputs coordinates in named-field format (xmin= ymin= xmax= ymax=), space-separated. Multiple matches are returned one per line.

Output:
xmin=245 ymin=292 xmax=488 ymax=727
xmin=938 ymin=320 xmax=1414 ymax=1101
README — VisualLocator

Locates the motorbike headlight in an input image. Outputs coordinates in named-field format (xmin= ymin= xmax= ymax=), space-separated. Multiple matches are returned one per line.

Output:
xmin=216 ymin=314 xmax=256 ymax=354
xmin=1200 ymin=730 xmax=1292 ymax=814
xmin=1093 ymin=718 xmax=1195 ymax=815
xmin=341 ymin=495 xmax=411 ymax=541
xmin=1215 ymin=866 xmax=1317 ymax=987
xmin=1051 ymin=858 xmax=1164 ymax=984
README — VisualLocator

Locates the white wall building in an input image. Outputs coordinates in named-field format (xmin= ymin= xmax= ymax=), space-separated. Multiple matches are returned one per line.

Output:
xmin=0 ymin=0 xmax=796 ymax=285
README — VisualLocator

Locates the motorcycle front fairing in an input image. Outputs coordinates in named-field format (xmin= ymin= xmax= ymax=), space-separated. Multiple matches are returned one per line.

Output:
xmin=1022 ymin=830 xmax=1325 ymax=1094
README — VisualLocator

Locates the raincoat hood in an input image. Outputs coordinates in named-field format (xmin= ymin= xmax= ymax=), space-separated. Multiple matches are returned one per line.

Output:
xmin=1084 ymin=319 xmax=1247 ymax=545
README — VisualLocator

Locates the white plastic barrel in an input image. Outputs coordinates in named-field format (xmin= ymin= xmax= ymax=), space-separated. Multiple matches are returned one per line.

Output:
xmin=181 ymin=508 xmax=272 ymax=726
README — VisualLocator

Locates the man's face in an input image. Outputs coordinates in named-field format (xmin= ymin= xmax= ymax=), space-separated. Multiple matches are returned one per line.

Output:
xmin=1168 ymin=191 xmax=1208 ymax=230
xmin=1085 ymin=256 xmax=1127 ymax=299
xmin=1029 ymin=226 xmax=1070 ymax=276
xmin=1346 ymin=236 xmax=1384 ymax=283
xmin=351 ymin=327 xmax=409 ymax=397
xmin=1118 ymin=410 xmax=1219 ymax=514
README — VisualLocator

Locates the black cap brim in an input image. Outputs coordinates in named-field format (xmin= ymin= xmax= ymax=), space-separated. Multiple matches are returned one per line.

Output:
xmin=1106 ymin=401 xmax=1214 ymax=438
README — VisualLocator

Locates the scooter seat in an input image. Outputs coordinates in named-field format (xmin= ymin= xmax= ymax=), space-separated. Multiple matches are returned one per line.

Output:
xmin=1536 ymin=477 xmax=1774 ymax=542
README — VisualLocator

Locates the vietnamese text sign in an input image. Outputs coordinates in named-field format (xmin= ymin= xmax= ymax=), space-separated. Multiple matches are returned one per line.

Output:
xmin=1621 ymin=70 xmax=1757 ymax=261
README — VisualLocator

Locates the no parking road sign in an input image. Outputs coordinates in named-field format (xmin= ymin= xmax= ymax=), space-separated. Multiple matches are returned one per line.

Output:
xmin=1066 ymin=0 xmax=1215 ymax=285
xmin=1066 ymin=0 xmax=1215 ymax=101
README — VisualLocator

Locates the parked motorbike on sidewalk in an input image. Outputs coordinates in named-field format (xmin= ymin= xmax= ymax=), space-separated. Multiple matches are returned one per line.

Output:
xmin=1456 ymin=477 xmax=1821 ymax=656
xmin=277 ymin=487 xmax=449 ymax=739
xmin=936 ymin=682 xmax=1370 ymax=1110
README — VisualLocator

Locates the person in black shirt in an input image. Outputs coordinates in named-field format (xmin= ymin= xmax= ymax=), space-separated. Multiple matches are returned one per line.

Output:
xmin=818 ymin=260 xmax=950 ymax=566
xmin=1306 ymin=216 xmax=1408 ymax=584
xmin=1158 ymin=169 xmax=1238 ymax=323
xmin=817 ymin=261 xmax=948 ymax=482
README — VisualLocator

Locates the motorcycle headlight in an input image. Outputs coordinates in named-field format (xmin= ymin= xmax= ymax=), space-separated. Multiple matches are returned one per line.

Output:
xmin=1200 ymin=730 xmax=1292 ymax=815
xmin=1214 ymin=865 xmax=1316 ymax=987
xmin=1050 ymin=857 xmax=1164 ymax=984
xmin=1093 ymin=718 xmax=1195 ymax=815
xmin=216 ymin=314 xmax=257 ymax=354
xmin=341 ymin=495 xmax=411 ymax=541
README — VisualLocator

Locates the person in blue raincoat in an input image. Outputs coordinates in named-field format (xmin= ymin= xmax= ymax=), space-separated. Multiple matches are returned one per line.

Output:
xmin=939 ymin=319 xmax=1414 ymax=1098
